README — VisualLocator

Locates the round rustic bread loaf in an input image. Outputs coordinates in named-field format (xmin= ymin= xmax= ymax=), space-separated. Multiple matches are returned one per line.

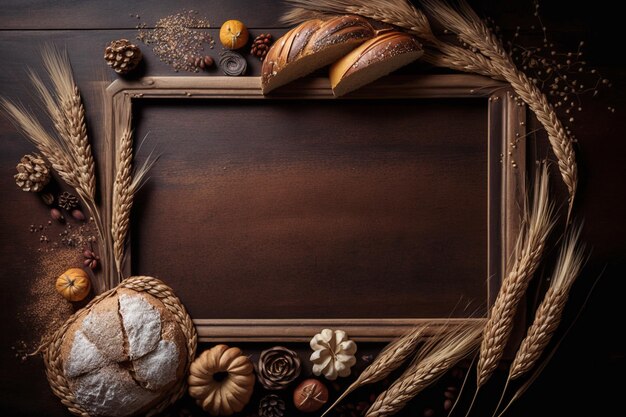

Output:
xmin=59 ymin=286 xmax=188 ymax=416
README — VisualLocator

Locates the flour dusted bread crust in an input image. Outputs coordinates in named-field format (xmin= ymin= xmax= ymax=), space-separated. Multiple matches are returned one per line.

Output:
xmin=60 ymin=288 xmax=187 ymax=417
xmin=329 ymin=31 xmax=424 ymax=96
xmin=262 ymin=15 xmax=375 ymax=94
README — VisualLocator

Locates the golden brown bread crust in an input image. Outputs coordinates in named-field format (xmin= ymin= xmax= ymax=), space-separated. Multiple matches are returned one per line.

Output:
xmin=330 ymin=31 xmax=423 ymax=96
xmin=262 ymin=15 xmax=375 ymax=93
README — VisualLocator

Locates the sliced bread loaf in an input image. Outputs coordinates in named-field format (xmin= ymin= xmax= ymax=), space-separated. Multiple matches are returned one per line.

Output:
xmin=329 ymin=31 xmax=424 ymax=97
xmin=262 ymin=15 xmax=375 ymax=94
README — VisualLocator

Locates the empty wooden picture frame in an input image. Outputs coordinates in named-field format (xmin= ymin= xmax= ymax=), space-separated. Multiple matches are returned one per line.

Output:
xmin=105 ymin=75 xmax=525 ymax=342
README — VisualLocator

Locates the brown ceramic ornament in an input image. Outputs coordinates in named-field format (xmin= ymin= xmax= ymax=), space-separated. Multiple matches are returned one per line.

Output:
xmin=293 ymin=379 xmax=328 ymax=413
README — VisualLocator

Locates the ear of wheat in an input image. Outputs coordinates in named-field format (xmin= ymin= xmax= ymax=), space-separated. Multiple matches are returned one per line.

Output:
xmin=111 ymin=104 xmax=157 ymax=285
xmin=282 ymin=0 xmax=434 ymax=41
xmin=321 ymin=326 xmax=429 ymax=417
xmin=283 ymin=0 xmax=578 ymax=216
xmin=364 ymin=322 xmax=484 ymax=417
xmin=422 ymin=0 xmax=577 ymax=217
xmin=1 ymin=45 xmax=107 ymax=293
xmin=476 ymin=164 xmax=555 ymax=388
xmin=509 ymin=225 xmax=585 ymax=380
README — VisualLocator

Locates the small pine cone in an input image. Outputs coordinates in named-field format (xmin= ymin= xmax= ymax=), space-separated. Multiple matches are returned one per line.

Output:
xmin=259 ymin=395 xmax=285 ymax=417
xmin=250 ymin=33 xmax=273 ymax=61
xmin=14 ymin=154 xmax=50 ymax=192
xmin=104 ymin=39 xmax=142 ymax=74
xmin=58 ymin=191 xmax=79 ymax=210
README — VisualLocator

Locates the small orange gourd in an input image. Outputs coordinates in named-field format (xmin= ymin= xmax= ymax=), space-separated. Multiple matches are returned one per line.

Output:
xmin=56 ymin=268 xmax=91 ymax=302
xmin=219 ymin=20 xmax=249 ymax=50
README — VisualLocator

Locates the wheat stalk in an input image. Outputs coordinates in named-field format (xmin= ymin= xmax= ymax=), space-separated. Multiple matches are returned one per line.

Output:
xmin=321 ymin=326 xmax=428 ymax=417
xmin=282 ymin=0 xmax=434 ymax=41
xmin=111 ymin=108 xmax=157 ymax=284
xmin=364 ymin=322 xmax=483 ymax=417
xmin=509 ymin=225 xmax=585 ymax=380
xmin=476 ymin=164 xmax=555 ymax=388
xmin=282 ymin=0 xmax=578 ymax=216
xmin=40 ymin=45 xmax=96 ymax=202
xmin=422 ymin=0 xmax=577 ymax=217
xmin=1 ymin=45 xmax=108 ymax=293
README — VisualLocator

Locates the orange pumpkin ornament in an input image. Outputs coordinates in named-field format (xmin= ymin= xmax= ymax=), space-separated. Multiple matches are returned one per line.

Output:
xmin=55 ymin=268 xmax=91 ymax=302
xmin=219 ymin=20 xmax=249 ymax=50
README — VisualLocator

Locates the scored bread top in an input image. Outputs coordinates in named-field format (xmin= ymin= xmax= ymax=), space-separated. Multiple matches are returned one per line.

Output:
xmin=262 ymin=15 xmax=375 ymax=92
xmin=329 ymin=31 xmax=424 ymax=97
xmin=330 ymin=31 xmax=423 ymax=85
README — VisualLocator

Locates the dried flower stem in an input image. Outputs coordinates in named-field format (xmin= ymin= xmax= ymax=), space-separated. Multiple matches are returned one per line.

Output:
xmin=364 ymin=322 xmax=483 ymax=417
xmin=476 ymin=164 xmax=554 ymax=388
xmin=509 ymin=225 xmax=585 ymax=380
xmin=322 ymin=326 xmax=428 ymax=417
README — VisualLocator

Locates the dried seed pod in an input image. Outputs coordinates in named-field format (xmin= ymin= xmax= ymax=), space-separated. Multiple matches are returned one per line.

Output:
xmin=192 ymin=55 xmax=214 ymax=70
xmin=50 ymin=208 xmax=65 ymax=224
xmin=41 ymin=192 xmax=54 ymax=205
xmin=71 ymin=209 xmax=86 ymax=221
xmin=219 ymin=51 xmax=247 ymax=76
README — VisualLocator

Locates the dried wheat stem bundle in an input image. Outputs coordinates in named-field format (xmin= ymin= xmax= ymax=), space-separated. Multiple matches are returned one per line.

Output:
xmin=283 ymin=0 xmax=578 ymax=215
xmin=1 ymin=46 xmax=107 ymax=292
xmin=282 ymin=0 xmax=434 ymax=41
xmin=509 ymin=226 xmax=585 ymax=380
xmin=476 ymin=165 xmax=555 ymax=388
xmin=364 ymin=322 xmax=483 ymax=417
xmin=111 ymin=108 xmax=157 ymax=284
xmin=422 ymin=0 xmax=577 ymax=216
xmin=111 ymin=114 xmax=133 ymax=282
xmin=322 ymin=326 xmax=428 ymax=417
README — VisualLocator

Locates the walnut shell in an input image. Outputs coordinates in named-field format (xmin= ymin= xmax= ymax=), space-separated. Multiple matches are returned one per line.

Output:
xmin=188 ymin=345 xmax=255 ymax=416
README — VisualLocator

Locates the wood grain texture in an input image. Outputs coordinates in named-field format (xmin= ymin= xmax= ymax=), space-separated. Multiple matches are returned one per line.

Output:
xmin=0 ymin=0 xmax=624 ymax=416
xmin=103 ymin=75 xmax=525 ymax=340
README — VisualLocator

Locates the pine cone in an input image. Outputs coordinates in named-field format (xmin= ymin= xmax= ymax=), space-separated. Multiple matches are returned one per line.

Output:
xmin=104 ymin=39 xmax=142 ymax=74
xmin=250 ymin=33 xmax=272 ymax=61
xmin=257 ymin=346 xmax=301 ymax=390
xmin=58 ymin=191 xmax=79 ymax=210
xmin=14 ymin=154 xmax=50 ymax=192
xmin=259 ymin=395 xmax=285 ymax=417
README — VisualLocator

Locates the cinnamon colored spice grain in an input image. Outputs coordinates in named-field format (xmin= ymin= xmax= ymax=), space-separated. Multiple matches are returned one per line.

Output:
xmin=18 ymin=247 xmax=79 ymax=354
xmin=16 ymin=215 xmax=98 ymax=356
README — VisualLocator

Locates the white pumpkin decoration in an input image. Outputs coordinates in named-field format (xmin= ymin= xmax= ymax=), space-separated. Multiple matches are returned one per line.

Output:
xmin=309 ymin=328 xmax=357 ymax=380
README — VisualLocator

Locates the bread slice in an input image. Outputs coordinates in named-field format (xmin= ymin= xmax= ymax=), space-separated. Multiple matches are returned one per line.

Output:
xmin=329 ymin=32 xmax=424 ymax=97
xmin=262 ymin=15 xmax=375 ymax=94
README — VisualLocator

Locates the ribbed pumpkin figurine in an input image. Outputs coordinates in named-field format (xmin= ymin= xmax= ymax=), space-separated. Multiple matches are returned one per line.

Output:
xmin=219 ymin=20 xmax=249 ymax=50
xmin=55 ymin=268 xmax=91 ymax=302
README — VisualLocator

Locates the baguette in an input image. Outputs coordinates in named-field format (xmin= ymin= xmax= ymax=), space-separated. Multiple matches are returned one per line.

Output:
xmin=262 ymin=15 xmax=375 ymax=94
xmin=330 ymin=32 xmax=424 ymax=97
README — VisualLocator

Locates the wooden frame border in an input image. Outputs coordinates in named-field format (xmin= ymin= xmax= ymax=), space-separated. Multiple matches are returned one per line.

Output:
xmin=105 ymin=74 xmax=526 ymax=342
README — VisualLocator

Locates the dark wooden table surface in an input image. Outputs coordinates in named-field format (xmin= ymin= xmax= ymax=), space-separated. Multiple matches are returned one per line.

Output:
xmin=1 ymin=1 xmax=624 ymax=416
